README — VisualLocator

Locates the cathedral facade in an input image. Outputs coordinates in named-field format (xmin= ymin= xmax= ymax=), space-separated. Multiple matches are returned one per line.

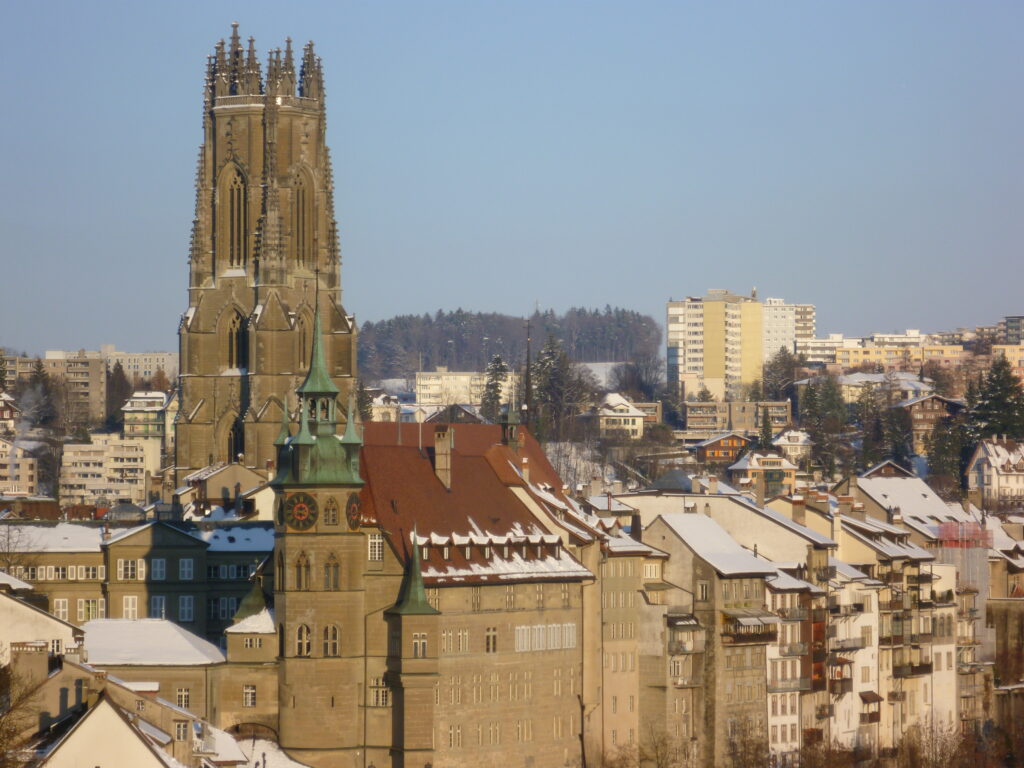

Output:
xmin=176 ymin=25 xmax=356 ymax=484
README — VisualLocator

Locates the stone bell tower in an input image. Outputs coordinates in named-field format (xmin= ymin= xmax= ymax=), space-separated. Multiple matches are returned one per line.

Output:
xmin=176 ymin=23 xmax=356 ymax=484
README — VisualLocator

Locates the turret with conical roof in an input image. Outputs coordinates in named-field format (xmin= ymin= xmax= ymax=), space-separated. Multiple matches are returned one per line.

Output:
xmin=387 ymin=528 xmax=440 ymax=616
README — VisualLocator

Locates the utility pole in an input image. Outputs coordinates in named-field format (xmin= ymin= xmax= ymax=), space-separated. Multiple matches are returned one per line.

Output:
xmin=524 ymin=317 xmax=533 ymax=429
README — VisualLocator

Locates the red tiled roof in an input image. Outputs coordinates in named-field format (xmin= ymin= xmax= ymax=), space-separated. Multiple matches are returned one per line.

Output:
xmin=358 ymin=423 xmax=590 ymax=585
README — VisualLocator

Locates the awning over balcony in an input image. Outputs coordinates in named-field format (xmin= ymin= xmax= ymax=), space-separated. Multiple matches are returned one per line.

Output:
xmin=860 ymin=691 xmax=884 ymax=703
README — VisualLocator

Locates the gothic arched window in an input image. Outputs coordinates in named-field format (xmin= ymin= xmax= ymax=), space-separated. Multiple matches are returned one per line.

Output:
xmin=295 ymin=553 xmax=311 ymax=591
xmin=291 ymin=174 xmax=312 ymax=267
xmin=297 ymin=315 xmax=309 ymax=369
xmin=323 ymin=625 xmax=340 ymax=657
xmin=296 ymin=624 xmax=311 ymax=657
xmin=227 ymin=171 xmax=248 ymax=267
xmin=324 ymin=554 xmax=340 ymax=590
xmin=227 ymin=312 xmax=248 ymax=370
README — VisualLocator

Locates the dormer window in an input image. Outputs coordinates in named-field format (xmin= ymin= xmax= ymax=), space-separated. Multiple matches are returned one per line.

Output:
xmin=465 ymin=546 xmax=471 ymax=559
xmin=443 ymin=546 xmax=450 ymax=560
xmin=421 ymin=546 xmax=429 ymax=561
xmin=503 ymin=546 xmax=509 ymax=559
xmin=484 ymin=546 xmax=491 ymax=559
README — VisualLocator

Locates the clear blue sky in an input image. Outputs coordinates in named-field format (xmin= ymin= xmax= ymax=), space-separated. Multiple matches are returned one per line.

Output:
xmin=1 ymin=1 xmax=1021 ymax=355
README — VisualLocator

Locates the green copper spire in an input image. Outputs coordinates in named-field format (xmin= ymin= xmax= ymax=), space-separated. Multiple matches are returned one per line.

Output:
xmin=297 ymin=293 xmax=339 ymax=397
xmin=232 ymin=578 xmax=269 ymax=624
xmin=387 ymin=527 xmax=439 ymax=616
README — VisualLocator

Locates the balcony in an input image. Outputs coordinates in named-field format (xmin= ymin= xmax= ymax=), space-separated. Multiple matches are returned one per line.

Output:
xmin=860 ymin=711 xmax=881 ymax=725
xmin=907 ymin=572 xmax=934 ymax=584
xmin=668 ymin=639 xmax=704 ymax=655
xmin=815 ymin=566 xmax=837 ymax=582
xmin=816 ymin=704 xmax=834 ymax=719
xmin=881 ymin=598 xmax=908 ymax=612
xmin=910 ymin=632 xmax=933 ymax=645
xmin=910 ymin=662 xmax=933 ymax=676
xmin=768 ymin=677 xmax=811 ymax=693
xmin=672 ymin=673 xmax=703 ymax=688
xmin=880 ymin=571 xmax=902 ymax=584
xmin=812 ymin=608 xmax=829 ymax=623
xmin=833 ymin=637 xmax=866 ymax=651
xmin=778 ymin=606 xmax=808 ymax=621
xmin=892 ymin=664 xmax=912 ymax=677
xmin=887 ymin=691 xmax=906 ymax=702
xmin=829 ymin=678 xmax=853 ymax=695
xmin=779 ymin=641 xmax=808 ymax=657
xmin=957 ymin=635 xmax=979 ymax=646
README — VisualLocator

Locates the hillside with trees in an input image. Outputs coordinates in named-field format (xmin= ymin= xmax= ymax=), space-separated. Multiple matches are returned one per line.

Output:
xmin=357 ymin=307 xmax=661 ymax=381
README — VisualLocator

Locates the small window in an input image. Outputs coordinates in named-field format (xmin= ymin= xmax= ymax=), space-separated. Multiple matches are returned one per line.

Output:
xmin=323 ymin=625 xmax=340 ymax=657
xmin=368 ymin=533 xmax=384 ymax=562
xmin=243 ymin=684 xmax=257 ymax=707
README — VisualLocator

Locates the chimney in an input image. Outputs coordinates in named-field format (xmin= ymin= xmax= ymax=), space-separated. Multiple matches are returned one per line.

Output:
xmin=630 ymin=513 xmax=643 ymax=543
xmin=707 ymin=476 xmax=718 ymax=495
xmin=851 ymin=502 xmax=867 ymax=522
xmin=848 ymin=473 xmax=859 ymax=500
xmin=433 ymin=426 xmax=453 ymax=490
xmin=792 ymin=495 xmax=806 ymax=526
xmin=890 ymin=505 xmax=902 ymax=525
xmin=837 ymin=495 xmax=853 ymax=519
xmin=755 ymin=472 xmax=766 ymax=508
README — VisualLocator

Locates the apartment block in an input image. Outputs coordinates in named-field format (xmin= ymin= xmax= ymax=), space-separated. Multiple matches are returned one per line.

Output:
xmin=414 ymin=366 xmax=517 ymax=407
xmin=0 ymin=437 xmax=39 ymax=496
xmin=59 ymin=432 xmax=160 ymax=506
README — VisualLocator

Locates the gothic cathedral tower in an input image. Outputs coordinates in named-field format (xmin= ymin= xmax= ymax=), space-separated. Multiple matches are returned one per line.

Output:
xmin=177 ymin=24 xmax=356 ymax=484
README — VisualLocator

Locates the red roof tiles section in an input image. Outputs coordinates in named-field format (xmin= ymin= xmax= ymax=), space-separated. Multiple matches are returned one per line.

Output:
xmin=358 ymin=423 xmax=591 ymax=586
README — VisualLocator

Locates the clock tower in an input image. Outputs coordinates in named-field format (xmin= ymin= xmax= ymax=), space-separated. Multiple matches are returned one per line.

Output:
xmin=271 ymin=299 xmax=368 ymax=764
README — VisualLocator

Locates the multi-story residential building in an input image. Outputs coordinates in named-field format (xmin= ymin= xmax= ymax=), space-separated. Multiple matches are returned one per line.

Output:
xmin=894 ymin=394 xmax=965 ymax=456
xmin=992 ymin=344 xmax=1024 ymax=382
xmin=762 ymin=298 xmax=797 ymax=362
xmin=3 ymin=351 xmax=108 ymax=426
xmin=728 ymin=452 xmax=797 ymax=499
xmin=682 ymin=400 xmax=790 ymax=439
xmin=666 ymin=290 xmax=764 ymax=401
xmin=966 ymin=438 xmax=1024 ymax=511
xmin=59 ymin=432 xmax=160 ymax=506
xmin=99 ymin=344 xmax=178 ymax=380
xmin=693 ymin=432 xmax=752 ymax=465
xmin=1000 ymin=316 xmax=1024 ymax=345
xmin=834 ymin=344 xmax=967 ymax=372
xmin=122 ymin=391 xmax=171 ymax=460
xmin=794 ymin=304 xmax=816 ymax=343
xmin=795 ymin=372 xmax=933 ymax=407
xmin=796 ymin=334 xmax=858 ymax=365
xmin=0 ymin=437 xmax=39 ymax=496
xmin=414 ymin=366 xmax=516 ymax=407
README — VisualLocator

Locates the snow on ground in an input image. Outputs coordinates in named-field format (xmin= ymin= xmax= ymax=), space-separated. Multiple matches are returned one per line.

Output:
xmin=238 ymin=739 xmax=313 ymax=768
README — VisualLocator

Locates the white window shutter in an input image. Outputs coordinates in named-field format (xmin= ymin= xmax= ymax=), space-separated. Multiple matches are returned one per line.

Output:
xmin=116 ymin=560 xmax=124 ymax=580
xmin=138 ymin=559 xmax=146 ymax=581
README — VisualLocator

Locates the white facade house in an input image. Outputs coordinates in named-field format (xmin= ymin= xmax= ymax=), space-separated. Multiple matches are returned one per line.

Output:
xmin=967 ymin=439 xmax=1024 ymax=510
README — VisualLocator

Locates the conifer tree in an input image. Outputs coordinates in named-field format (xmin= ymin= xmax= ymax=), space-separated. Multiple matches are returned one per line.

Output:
xmin=758 ymin=408 xmax=774 ymax=450
xmin=480 ymin=355 xmax=509 ymax=423
xmin=971 ymin=355 xmax=1024 ymax=439
xmin=356 ymin=379 xmax=373 ymax=422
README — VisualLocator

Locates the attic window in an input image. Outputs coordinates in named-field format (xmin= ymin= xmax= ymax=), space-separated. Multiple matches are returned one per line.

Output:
xmin=421 ymin=546 xmax=429 ymax=561
xmin=537 ymin=545 xmax=543 ymax=558
xmin=484 ymin=546 xmax=491 ymax=559
xmin=465 ymin=547 xmax=471 ymax=559
xmin=503 ymin=546 xmax=509 ymax=559
xmin=443 ymin=546 xmax=450 ymax=560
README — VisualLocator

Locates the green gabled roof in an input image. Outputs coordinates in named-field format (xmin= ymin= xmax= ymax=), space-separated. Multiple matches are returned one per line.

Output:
xmin=233 ymin=579 xmax=268 ymax=623
xmin=296 ymin=302 xmax=339 ymax=396
xmin=387 ymin=527 xmax=439 ymax=616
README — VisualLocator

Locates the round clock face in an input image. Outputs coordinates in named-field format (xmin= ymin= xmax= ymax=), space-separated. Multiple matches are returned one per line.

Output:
xmin=284 ymin=492 xmax=319 ymax=531
xmin=345 ymin=492 xmax=362 ymax=530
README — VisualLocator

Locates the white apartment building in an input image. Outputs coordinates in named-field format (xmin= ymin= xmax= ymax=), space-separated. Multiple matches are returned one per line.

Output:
xmin=99 ymin=345 xmax=178 ymax=380
xmin=59 ymin=432 xmax=160 ymax=506
xmin=762 ymin=298 xmax=797 ymax=361
xmin=414 ymin=366 xmax=516 ymax=407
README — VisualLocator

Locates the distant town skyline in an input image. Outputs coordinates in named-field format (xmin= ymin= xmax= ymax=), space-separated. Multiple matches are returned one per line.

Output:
xmin=2 ymin=1 xmax=1021 ymax=354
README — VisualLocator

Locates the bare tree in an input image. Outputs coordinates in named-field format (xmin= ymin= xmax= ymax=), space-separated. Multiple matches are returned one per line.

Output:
xmin=0 ymin=656 xmax=43 ymax=768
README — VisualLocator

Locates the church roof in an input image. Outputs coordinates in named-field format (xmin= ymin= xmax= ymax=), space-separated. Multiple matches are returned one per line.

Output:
xmin=296 ymin=304 xmax=338 ymax=396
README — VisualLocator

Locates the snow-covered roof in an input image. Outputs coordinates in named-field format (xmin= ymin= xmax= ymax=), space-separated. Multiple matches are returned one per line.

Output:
xmin=585 ymin=495 xmax=635 ymax=514
xmin=729 ymin=452 xmax=796 ymax=471
xmin=972 ymin=439 xmax=1024 ymax=472
xmin=191 ymin=524 xmax=275 ymax=552
xmin=83 ymin=619 xmax=226 ymax=666
xmin=240 ymin=739 xmax=314 ymax=768
xmin=773 ymin=429 xmax=812 ymax=447
xmin=657 ymin=513 xmax=776 ymax=576
xmin=857 ymin=475 xmax=967 ymax=540
xmin=829 ymin=557 xmax=876 ymax=583
xmin=694 ymin=432 xmax=750 ymax=448
xmin=202 ymin=724 xmax=247 ymax=764
xmin=225 ymin=607 xmax=275 ymax=634
xmin=0 ymin=569 xmax=33 ymax=591
xmin=598 ymin=393 xmax=645 ymax=417
xmin=1 ymin=523 xmax=106 ymax=552
xmin=731 ymin=495 xmax=835 ymax=547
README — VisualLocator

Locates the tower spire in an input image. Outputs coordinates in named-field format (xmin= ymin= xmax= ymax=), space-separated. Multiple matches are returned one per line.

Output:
xmin=388 ymin=527 xmax=439 ymax=615
xmin=296 ymin=270 xmax=338 ymax=397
